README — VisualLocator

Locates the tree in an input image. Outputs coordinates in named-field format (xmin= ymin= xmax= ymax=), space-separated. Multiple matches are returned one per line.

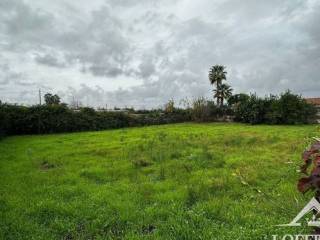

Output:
xmin=227 ymin=93 xmax=250 ymax=106
xmin=213 ymin=83 xmax=233 ymax=106
xmin=232 ymin=91 xmax=317 ymax=124
xmin=208 ymin=65 xmax=227 ymax=106
xmin=266 ymin=90 xmax=318 ymax=124
xmin=164 ymin=99 xmax=175 ymax=113
xmin=191 ymin=97 xmax=209 ymax=122
xmin=44 ymin=93 xmax=61 ymax=105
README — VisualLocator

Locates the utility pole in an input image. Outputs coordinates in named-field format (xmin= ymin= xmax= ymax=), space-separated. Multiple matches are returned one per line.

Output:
xmin=72 ymin=95 xmax=75 ymax=109
xmin=39 ymin=89 xmax=42 ymax=105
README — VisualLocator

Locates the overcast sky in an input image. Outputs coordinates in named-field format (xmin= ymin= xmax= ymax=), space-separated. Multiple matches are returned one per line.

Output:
xmin=0 ymin=0 xmax=319 ymax=108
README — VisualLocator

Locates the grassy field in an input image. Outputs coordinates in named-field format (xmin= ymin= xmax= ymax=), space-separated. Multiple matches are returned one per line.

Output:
xmin=0 ymin=123 xmax=319 ymax=239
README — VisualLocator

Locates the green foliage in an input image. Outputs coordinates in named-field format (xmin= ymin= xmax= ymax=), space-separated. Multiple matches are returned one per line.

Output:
xmin=208 ymin=65 xmax=226 ymax=86
xmin=190 ymin=98 xmax=233 ymax=122
xmin=233 ymin=91 xmax=317 ymax=124
xmin=266 ymin=91 xmax=318 ymax=124
xmin=191 ymin=97 xmax=210 ymax=122
xmin=233 ymin=94 xmax=267 ymax=124
xmin=213 ymin=83 xmax=233 ymax=106
xmin=44 ymin=93 xmax=61 ymax=105
xmin=0 ymin=101 xmax=8 ymax=139
xmin=208 ymin=65 xmax=231 ymax=106
xmin=0 ymin=90 xmax=316 ymax=137
xmin=228 ymin=93 xmax=250 ymax=106
xmin=0 ymin=103 xmax=192 ymax=136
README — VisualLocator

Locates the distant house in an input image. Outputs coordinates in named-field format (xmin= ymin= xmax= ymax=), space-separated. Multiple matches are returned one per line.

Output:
xmin=305 ymin=98 xmax=320 ymax=123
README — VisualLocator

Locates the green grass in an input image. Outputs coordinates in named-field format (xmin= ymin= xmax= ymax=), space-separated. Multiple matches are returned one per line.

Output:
xmin=0 ymin=123 xmax=319 ymax=239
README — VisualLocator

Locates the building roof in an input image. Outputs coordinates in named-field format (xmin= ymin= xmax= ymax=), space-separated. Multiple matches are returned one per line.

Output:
xmin=305 ymin=98 xmax=320 ymax=106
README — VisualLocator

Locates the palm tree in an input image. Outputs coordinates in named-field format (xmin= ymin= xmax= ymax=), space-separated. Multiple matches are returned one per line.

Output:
xmin=208 ymin=65 xmax=227 ymax=105
xmin=213 ymin=83 xmax=233 ymax=106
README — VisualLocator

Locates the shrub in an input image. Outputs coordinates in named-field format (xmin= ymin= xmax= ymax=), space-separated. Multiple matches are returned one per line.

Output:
xmin=191 ymin=97 xmax=209 ymax=122
xmin=190 ymin=98 xmax=224 ymax=122
xmin=268 ymin=91 xmax=317 ymax=124
xmin=233 ymin=91 xmax=317 ymax=124
xmin=0 ymin=102 xmax=8 ymax=138
xmin=232 ymin=94 xmax=267 ymax=124
xmin=0 ymin=102 xmax=191 ymax=136
xmin=228 ymin=93 xmax=250 ymax=106
xmin=0 ymin=90 xmax=316 ymax=137
xmin=164 ymin=99 xmax=175 ymax=113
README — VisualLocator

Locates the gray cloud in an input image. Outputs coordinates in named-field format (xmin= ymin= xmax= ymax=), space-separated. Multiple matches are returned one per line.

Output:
xmin=0 ymin=0 xmax=319 ymax=107
xmin=34 ymin=53 xmax=66 ymax=68
xmin=0 ymin=63 xmax=28 ymax=86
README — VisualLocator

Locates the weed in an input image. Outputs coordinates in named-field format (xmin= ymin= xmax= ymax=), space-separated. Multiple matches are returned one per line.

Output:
xmin=159 ymin=165 xmax=166 ymax=180
xmin=132 ymin=159 xmax=152 ymax=168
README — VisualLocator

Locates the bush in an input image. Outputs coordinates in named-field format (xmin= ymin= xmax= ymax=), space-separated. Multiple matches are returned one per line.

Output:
xmin=0 ymin=102 xmax=8 ymax=138
xmin=232 ymin=94 xmax=267 ymax=124
xmin=190 ymin=98 xmax=226 ymax=122
xmin=232 ymin=91 xmax=317 ymax=124
xmin=267 ymin=91 xmax=317 ymax=124
xmin=0 ymin=103 xmax=192 ymax=136
xmin=0 ymin=90 xmax=316 ymax=137
xmin=191 ymin=97 xmax=209 ymax=122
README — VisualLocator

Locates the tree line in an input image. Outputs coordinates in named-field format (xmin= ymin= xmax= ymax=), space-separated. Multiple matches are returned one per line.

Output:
xmin=0 ymin=65 xmax=318 ymax=137
xmin=207 ymin=65 xmax=317 ymax=124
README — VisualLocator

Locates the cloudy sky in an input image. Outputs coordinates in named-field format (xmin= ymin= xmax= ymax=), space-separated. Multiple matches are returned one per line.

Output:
xmin=0 ymin=0 xmax=319 ymax=108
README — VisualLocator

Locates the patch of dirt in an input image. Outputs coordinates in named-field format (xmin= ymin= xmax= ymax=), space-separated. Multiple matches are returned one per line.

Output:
xmin=141 ymin=224 xmax=156 ymax=234
xmin=40 ymin=161 xmax=56 ymax=170
xmin=132 ymin=159 xmax=153 ymax=168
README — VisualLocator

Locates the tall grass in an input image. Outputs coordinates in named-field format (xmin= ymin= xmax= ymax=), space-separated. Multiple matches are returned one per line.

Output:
xmin=0 ymin=123 xmax=319 ymax=239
